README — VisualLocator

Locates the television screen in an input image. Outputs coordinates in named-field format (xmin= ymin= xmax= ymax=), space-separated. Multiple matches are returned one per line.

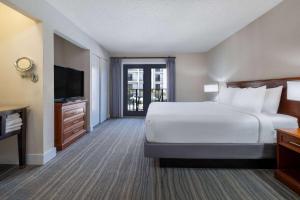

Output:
xmin=54 ymin=66 xmax=84 ymax=100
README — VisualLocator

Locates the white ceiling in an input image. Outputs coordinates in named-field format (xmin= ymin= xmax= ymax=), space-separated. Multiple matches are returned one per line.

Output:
xmin=46 ymin=0 xmax=282 ymax=55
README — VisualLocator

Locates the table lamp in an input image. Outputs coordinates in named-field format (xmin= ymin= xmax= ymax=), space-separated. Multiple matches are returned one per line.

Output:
xmin=204 ymin=84 xmax=219 ymax=93
xmin=287 ymin=81 xmax=300 ymax=101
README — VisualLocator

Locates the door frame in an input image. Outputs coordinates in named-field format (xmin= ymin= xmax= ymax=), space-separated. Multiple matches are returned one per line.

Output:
xmin=123 ymin=64 xmax=166 ymax=116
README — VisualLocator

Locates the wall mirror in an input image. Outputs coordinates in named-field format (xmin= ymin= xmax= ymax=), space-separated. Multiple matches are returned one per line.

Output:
xmin=14 ymin=57 xmax=38 ymax=82
xmin=15 ymin=57 xmax=33 ymax=72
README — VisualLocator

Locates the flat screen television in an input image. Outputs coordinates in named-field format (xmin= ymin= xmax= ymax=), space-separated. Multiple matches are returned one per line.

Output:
xmin=54 ymin=65 xmax=84 ymax=101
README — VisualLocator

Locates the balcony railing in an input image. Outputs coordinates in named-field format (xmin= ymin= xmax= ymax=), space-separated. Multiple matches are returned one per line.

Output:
xmin=127 ymin=89 xmax=167 ymax=112
xmin=151 ymin=89 xmax=167 ymax=102
xmin=127 ymin=89 xmax=144 ymax=111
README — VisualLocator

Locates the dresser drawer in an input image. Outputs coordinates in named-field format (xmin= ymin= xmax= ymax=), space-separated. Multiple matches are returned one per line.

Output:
xmin=279 ymin=132 xmax=300 ymax=153
xmin=63 ymin=102 xmax=86 ymax=111
xmin=64 ymin=113 xmax=85 ymax=128
xmin=64 ymin=123 xmax=85 ymax=141
xmin=63 ymin=108 xmax=84 ymax=119
xmin=64 ymin=120 xmax=85 ymax=134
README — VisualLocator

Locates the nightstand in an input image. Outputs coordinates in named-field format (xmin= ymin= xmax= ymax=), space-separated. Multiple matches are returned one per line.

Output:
xmin=275 ymin=129 xmax=300 ymax=195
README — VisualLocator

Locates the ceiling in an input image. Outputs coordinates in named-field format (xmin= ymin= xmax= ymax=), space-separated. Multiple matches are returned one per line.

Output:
xmin=46 ymin=0 xmax=282 ymax=55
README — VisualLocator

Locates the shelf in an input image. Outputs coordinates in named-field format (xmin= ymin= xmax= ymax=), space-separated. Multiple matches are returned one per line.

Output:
xmin=0 ymin=107 xmax=27 ymax=167
xmin=0 ymin=130 xmax=21 ymax=140
xmin=275 ymin=169 xmax=300 ymax=194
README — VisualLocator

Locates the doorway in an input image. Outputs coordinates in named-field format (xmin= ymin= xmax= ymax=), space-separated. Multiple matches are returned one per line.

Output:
xmin=123 ymin=64 xmax=167 ymax=116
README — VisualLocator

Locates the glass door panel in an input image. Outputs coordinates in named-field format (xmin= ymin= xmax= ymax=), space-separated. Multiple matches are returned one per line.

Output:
xmin=127 ymin=68 xmax=144 ymax=112
xmin=124 ymin=66 xmax=146 ymax=116
xmin=123 ymin=64 xmax=167 ymax=116
xmin=151 ymin=68 xmax=168 ymax=102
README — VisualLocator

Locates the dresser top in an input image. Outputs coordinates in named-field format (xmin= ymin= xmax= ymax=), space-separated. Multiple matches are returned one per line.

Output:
xmin=0 ymin=105 xmax=28 ymax=112
xmin=277 ymin=129 xmax=300 ymax=139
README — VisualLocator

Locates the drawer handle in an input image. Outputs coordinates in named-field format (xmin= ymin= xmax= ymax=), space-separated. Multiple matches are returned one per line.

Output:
xmin=288 ymin=141 xmax=300 ymax=148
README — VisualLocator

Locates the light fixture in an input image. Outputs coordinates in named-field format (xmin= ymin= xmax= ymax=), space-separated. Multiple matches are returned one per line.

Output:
xmin=204 ymin=84 xmax=219 ymax=93
xmin=287 ymin=81 xmax=300 ymax=101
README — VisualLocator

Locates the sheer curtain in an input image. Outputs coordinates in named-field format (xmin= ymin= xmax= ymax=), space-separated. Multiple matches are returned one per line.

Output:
xmin=110 ymin=58 xmax=122 ymax=118
xmin=166 ymin=57 xmax=176 ymax=102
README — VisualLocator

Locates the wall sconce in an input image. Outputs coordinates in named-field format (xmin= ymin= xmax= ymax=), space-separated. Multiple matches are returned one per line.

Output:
xmin=14 ymin=57 xmax=38 ymax=83
xmin=204 ymin=84 xmax=219 ymax=93
xmin=287 ymin=81 xmax=300 ymax=101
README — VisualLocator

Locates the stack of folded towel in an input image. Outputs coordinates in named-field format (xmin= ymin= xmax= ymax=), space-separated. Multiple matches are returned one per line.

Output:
xmin=5 ymin=113 xmax=23 ymax=133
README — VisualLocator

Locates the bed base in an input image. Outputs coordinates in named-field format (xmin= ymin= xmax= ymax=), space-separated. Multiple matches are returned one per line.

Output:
xmin=144 ymin=140 xmax=276 ymax=168
xmin=159 ymin=158 xmax=276 ymax=168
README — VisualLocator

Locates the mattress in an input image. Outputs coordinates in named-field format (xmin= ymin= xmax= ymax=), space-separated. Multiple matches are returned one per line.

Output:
xmin=145 ymin=102 xmax=299 ymax=144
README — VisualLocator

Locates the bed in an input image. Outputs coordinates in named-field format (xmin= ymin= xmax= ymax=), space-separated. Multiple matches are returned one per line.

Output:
xmin=144 ymin=77 xmax=300 ymax=167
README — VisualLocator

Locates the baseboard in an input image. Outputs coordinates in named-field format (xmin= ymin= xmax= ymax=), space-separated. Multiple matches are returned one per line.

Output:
xmin=91 ymin=118 xmax=109 ymax=131
xmin=87 ymin=125 xmax=93 ymax=132
xmin=0 ymin=158 xmax=18 ymax=165
xmin=27 ymin=147 xmax=56 ymax=165
xmin=0 ymin=148 xmax=56 ymax=165
xmin=93 ymin=122 xmax=103 ymax=130
xmin=43 ymin=147 xmax=57 ymax=164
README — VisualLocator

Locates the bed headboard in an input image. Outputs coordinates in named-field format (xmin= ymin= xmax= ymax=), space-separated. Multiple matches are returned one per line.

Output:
xmin=227 ymin=77 xmax=300 ymax=125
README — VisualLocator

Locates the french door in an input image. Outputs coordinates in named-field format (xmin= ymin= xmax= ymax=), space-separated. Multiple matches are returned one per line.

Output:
xmin=123 ymin=64 xmax=167 ymax=116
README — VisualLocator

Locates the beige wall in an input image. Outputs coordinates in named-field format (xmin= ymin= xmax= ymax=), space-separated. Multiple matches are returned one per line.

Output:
xmin=207 ymin=0 xmax=300 ymax=83
xmin=0 ymin=0 xmax=110 ymax=164
xmin=0 ymin=3 xmax=44 ymax=164
xmin=175 ymin=53 xmax=209 ymax=101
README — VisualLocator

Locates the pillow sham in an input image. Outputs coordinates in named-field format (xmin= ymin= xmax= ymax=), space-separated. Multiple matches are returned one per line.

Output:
xmin=217 ymin=86 xmax=240 ymax=105
xmin=231 ymin=86 xmax=267 ymax=113
xmin=262 ymin=86 xmax=283 ymax=114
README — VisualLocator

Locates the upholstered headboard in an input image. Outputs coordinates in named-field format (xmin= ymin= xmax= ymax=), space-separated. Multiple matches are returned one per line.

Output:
xmin=227 ymin=77 xmax=300 ymax=126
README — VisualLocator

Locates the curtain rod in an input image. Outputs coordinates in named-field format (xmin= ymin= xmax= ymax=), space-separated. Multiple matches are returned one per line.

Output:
xmin=110 ymin=56 xmax=176 ymax=59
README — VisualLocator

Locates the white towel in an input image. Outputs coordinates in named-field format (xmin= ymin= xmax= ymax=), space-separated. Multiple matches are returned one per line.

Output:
xmin=6 ymin=126 xmax=21 ymax=133
xmin=6 ymin=113 xmax=20 ymax=120
xmin=6 ymin=123 xmax=23 ymax=129
xmin=7 ymin=113 xmax=20 ymax=117
xmin=6 ymin=118 xmax=22 ymax=125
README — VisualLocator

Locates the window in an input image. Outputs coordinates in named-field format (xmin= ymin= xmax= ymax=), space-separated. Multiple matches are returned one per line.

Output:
xmin=139 ymin=72 xmax=143 ymax=81
xmin=132 ymin=83 xmax=138 ymax=89
xmin=132 ymin=73 xmax=138 ymax=81
xmin=155 ymin=84 xmax=160 ymax=90
xmin=155 ymin=74 xmax=160 ymax=82
xmin=128 ymin=74 xmax=133 ymax=81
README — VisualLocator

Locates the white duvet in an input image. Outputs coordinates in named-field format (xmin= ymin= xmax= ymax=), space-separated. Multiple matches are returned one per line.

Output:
xmin=145 ymin=102 xmax=298 ymax=144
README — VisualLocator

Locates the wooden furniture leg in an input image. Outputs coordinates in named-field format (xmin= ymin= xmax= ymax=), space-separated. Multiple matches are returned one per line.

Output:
xmin=18 ymin=108 xmax=27 ymax=168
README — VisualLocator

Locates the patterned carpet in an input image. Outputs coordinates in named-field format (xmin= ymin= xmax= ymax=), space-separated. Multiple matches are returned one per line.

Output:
xmin=0 ymin=118 xmax=299 ymax=200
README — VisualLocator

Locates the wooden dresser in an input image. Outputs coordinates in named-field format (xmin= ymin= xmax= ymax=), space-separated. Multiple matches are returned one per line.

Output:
xmin=275 ymin=129 xmax=300 ymax=195
xmin=54 ymin=100 xmax=87 ymax=150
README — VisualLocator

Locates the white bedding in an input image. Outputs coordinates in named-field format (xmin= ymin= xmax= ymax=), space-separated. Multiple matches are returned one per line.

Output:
xmin=145 ymin=102 xmax=299 ymax=144
xmin=263 ymin=113 xmax=298 ymax=129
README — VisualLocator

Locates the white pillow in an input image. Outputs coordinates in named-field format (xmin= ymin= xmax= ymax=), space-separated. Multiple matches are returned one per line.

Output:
xmin=262 ymin=86 xmax=283 ymax=114
xmin=232 ymin=86 xmax=267 ymax=113
xmin=217 ymin=86 xmax=240 ymax=105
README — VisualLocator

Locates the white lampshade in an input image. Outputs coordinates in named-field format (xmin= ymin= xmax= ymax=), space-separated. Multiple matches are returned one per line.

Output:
xmin=204 ymin=84 xmax=219 ymax=93
xmin=287 ymin=81 xmax=300 ymax=101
